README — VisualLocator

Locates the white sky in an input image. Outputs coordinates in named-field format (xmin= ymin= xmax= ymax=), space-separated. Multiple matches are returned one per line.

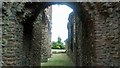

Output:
xmin=51 ymin=5 xmax=73 ymax=43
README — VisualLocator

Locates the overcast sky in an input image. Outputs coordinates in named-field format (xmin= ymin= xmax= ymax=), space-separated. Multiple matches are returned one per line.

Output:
xmin=51 ymin=5 xmax=73 ymax=43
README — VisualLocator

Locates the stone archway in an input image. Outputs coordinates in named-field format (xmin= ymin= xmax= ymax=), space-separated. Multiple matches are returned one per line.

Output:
xmin=2 ymin=2 xmax=120 ymax=66
xmin=19 ymin=2 xmax=86 ymax=66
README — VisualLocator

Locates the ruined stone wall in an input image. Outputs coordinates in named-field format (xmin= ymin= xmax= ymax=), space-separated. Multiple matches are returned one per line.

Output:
xmin=74 ymin=13 xmax=83 ymax=66
xmin=0 ymin=2 xmax=2 ymax=67
xmin=32 ymin=8 xmax=52 ymax=65
xmin=1 ymin=2 xmax=120 ymax=66
xmin=44 ymin=6 xmax=52 ymax=58
xmin=66 ymin=12 xmax=79 ymax=64
xmin=67 ymin=12 xmax=74 ymax=61
xmin=67 ymin=11 xmax=93 ymax=66
xmin=2 ymin=2 xmax=52 ymax=66
xmin=78 ymin=4 xmax=96 ymax=66
xmin=67 ymin=2 xmax=120 ymax=66
xmin=2 ymin=2 xmax=25 ymax=66
xmin=81 ymin=2 xmax=120 ymax=66
xmin=31 ymin=12 xmax=43 ymax=65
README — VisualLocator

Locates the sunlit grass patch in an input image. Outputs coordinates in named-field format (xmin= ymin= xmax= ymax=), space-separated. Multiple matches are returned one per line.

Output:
xmin=41 ymin=53 xmax=74 ymax=67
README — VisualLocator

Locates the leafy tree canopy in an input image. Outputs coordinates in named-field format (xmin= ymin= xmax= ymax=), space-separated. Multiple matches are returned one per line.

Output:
xmin=51 ymin=37 xmax=65 ymax=49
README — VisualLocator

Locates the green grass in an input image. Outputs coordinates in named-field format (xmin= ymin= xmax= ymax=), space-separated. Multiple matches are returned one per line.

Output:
xmin=41 ymin=53 xmax=74 ymax=66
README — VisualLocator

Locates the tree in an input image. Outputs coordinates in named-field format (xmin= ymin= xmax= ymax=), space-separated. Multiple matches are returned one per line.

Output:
xmin=51 ymin=37 xmax=65 ymax=49
xmin=57 ymin=37 xmax=62 ymax=43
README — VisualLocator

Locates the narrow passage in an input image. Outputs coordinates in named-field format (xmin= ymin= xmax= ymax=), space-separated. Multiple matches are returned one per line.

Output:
xmin=41 ymin=53 xmax=75 ymax=66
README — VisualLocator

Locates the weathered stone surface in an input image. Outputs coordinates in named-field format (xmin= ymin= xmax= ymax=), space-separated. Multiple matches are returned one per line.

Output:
xmin=30 ymin=7 xmax=52 ymax=65
xmin=2 ymin=2 xmax=27 ymax=66
xmin=1 ymin=2 xmax=120 ymax=66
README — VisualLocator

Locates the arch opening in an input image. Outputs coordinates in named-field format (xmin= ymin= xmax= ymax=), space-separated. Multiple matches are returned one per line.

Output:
xmin=40 ymin=4 xmax=74 ymax=66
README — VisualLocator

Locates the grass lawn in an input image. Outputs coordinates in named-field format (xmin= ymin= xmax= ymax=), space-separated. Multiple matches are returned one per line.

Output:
xmin=41 ymin=53 xmax=74 ymax=67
